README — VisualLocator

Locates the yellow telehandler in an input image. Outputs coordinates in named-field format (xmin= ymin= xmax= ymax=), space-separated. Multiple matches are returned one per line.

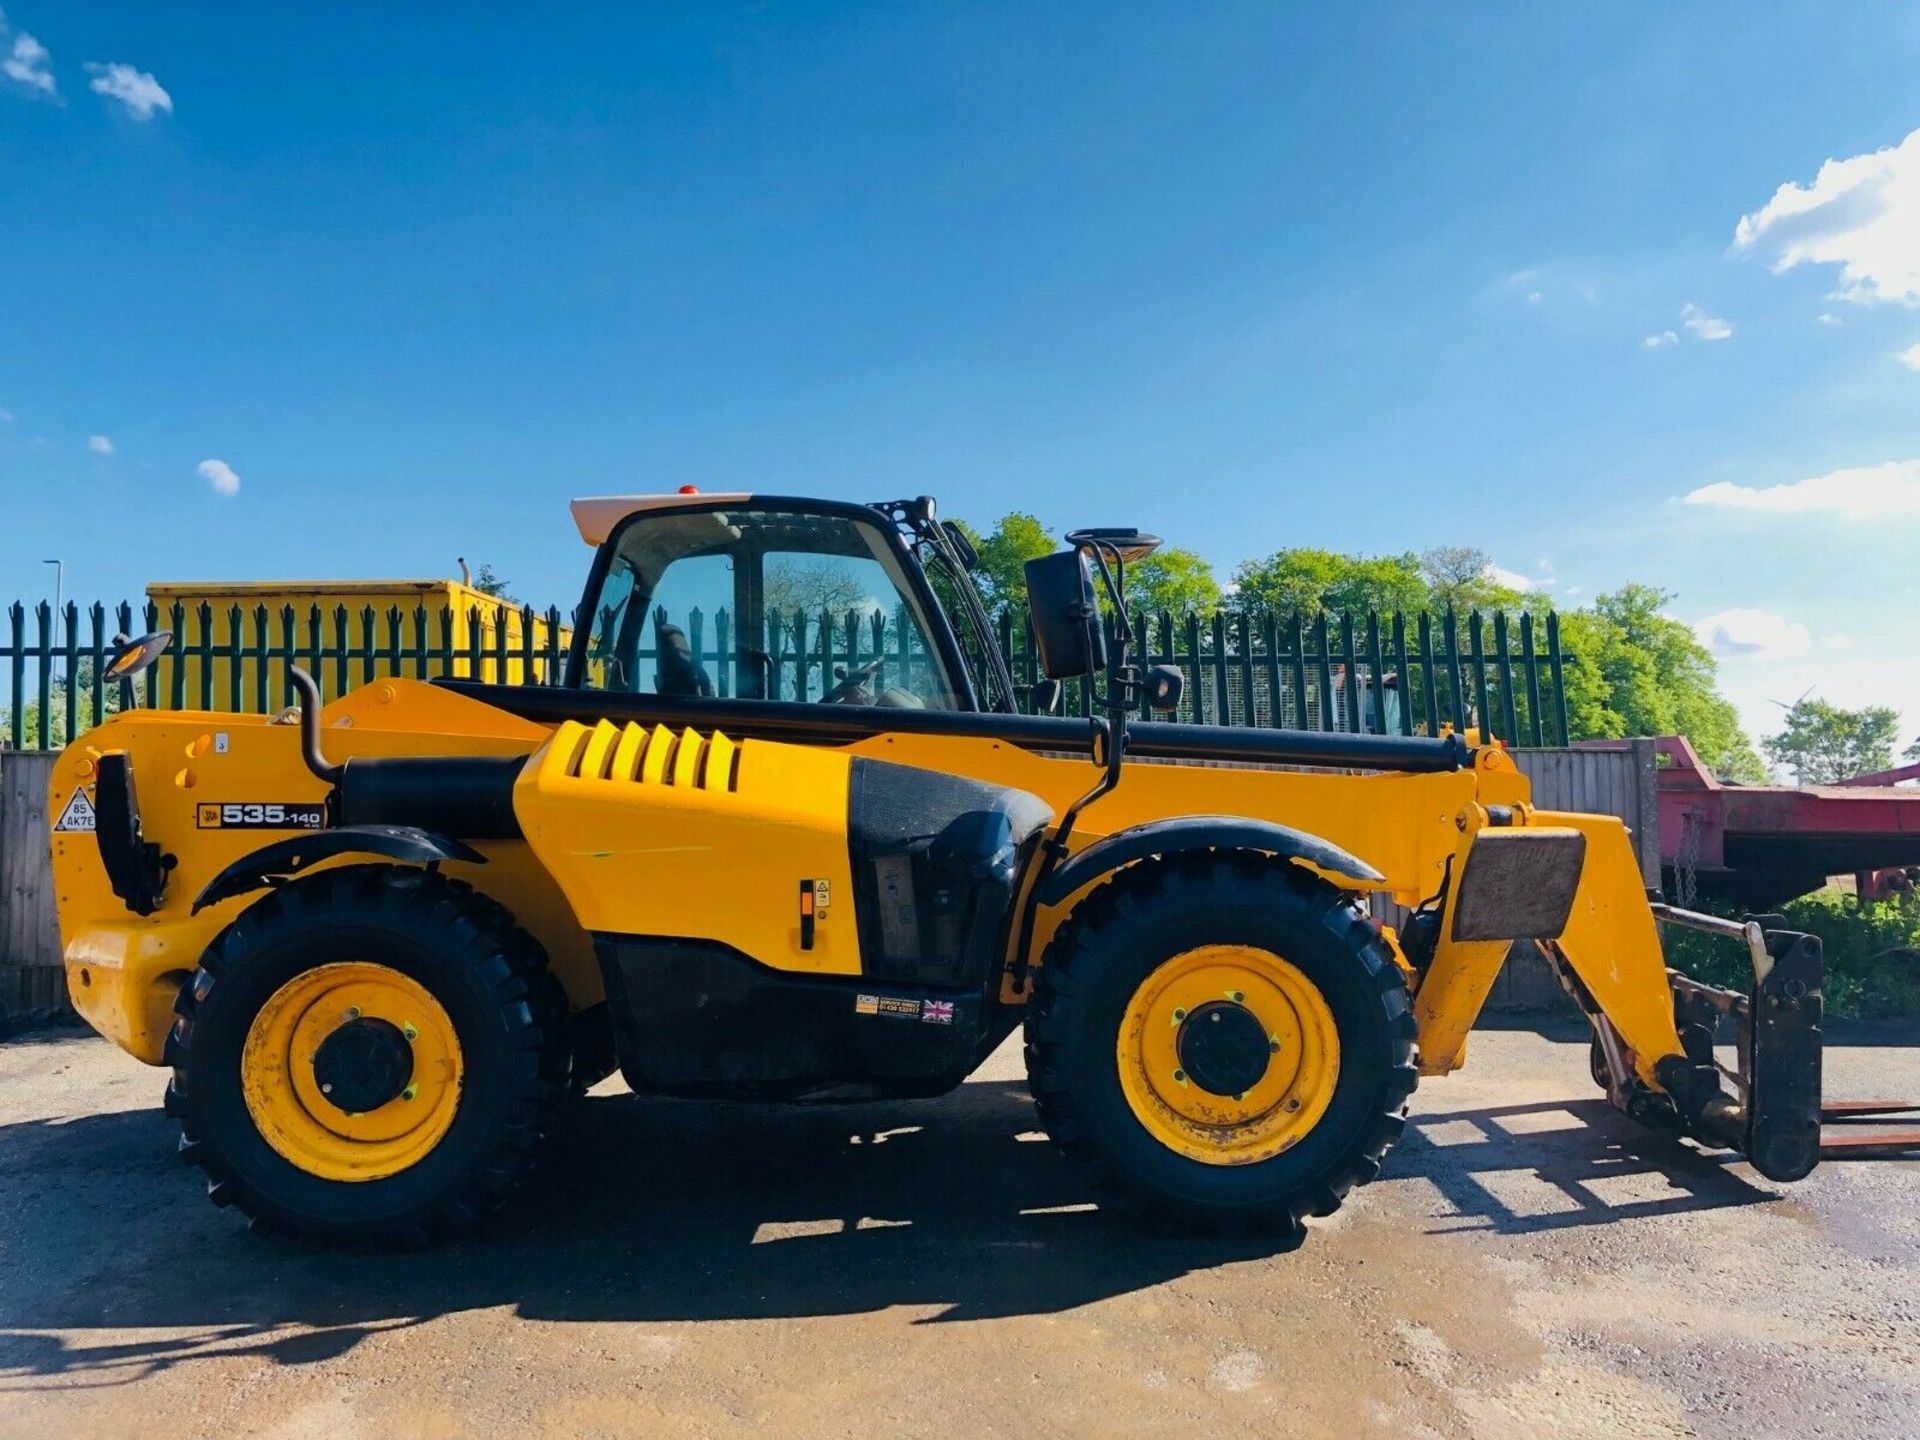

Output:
xmin=46 ymin=492 xmax=1906 ymax=1245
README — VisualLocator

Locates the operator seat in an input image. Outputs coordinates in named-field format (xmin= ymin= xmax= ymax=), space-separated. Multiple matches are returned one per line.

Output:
xmin=654 ymin=621 xmax=714 ymax=698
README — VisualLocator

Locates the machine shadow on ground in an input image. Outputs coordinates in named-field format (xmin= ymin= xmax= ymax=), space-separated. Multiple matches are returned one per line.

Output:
xmin=1397 ymin=1096 xmax=1776 ymax=1236
xmin=0 ymin=1047 xmax=1785 ymax=1389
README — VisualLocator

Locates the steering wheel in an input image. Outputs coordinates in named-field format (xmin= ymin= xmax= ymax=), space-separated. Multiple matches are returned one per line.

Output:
xmin=821 ymin=657 xmax=887 ymax=705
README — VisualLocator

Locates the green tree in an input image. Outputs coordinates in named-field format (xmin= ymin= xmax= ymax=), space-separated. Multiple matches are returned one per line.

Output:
xmin=1230 ymin=548 xmax=1430 ymax=617
xmin=1126 ymin=547 xmax=1221 ymax=615
xmin=1555 ymin=585 xmax=1765 ymax=781
xmin=1419 ymin=545 xmax=1529 ymax=614
xmin=1763 ymin=699 xmax=1901 ymax=783
xmin=2 ymin=659 xmax=124 ymax=750
xmin=964 ymin=513 xmax=1056 ymax=609
xmin=468 ymin=562 xmax=518 ymax=604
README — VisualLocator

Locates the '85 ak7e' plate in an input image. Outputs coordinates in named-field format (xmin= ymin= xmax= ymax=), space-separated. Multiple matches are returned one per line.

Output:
xmin=196 ymin=802 xmax=327 ymax=831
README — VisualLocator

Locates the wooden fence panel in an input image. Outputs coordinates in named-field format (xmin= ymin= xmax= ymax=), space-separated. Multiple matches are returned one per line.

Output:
xmin=0 ymin=752 xmax=65 ymax=1023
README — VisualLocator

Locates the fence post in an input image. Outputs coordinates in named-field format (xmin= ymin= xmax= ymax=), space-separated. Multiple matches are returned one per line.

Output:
xmin=1390 ymin=611 xmax=1412 ymax=736
xmin=1520 ymin=611 xmax=1543 ymax=746
xmin=34 ymin=603 xmax=51 ymax=752
xmin=8 ymin=604 xmax=24 ymax=751
xmin=60 ymin=603 xmax=78 ymax=746
xmin=227 ymin=604 xmax=244 ymax=712
xmin=88 ymin=603 xmax=106 ymax=729
xmin=1184 ymin=613 xmax=1204 ymax=723
xmin=1547 ymin=611 xmax=1568 ymax=747
xmin=466 ymin=606 xmax=483 ymax=686
xmin=544 ymin=606 xmax=564 ymax=686
xmin=1287 ymin=613 xmax=1308 ymax=730
xmin=1210 ymin=612 xmax=1230 ymax=725
xmin=1366 ymin=611 xmax=1387 ymax=735
xmin=386 ymin=607 xmax=404 ymax=691
xmin=792 ymin=609 xmax=810 ymax=702
xmin=1468 ymin=611 xmax=1492 ymax=739
xmin=1339 ymin=612 xmax=1361 ymax=733
xmin=1494 ymin=611 xmax=1517 ymax=742
xmin=196 ymin=602 xmax=214 ymax=711
xmin=437 ymin=607 xmax=454 ymax=684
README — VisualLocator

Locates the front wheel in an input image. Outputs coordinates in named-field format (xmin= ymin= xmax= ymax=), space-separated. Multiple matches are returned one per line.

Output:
xmin=1024 ymin=855 xmax=1417 ymax=1236
xmin=165 ymin=865 xmax=569 ymax=1246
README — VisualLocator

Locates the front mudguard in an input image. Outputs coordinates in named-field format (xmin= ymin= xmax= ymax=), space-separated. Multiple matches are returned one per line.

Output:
xmin=192 ymin=826 xmax=486 ymax=914
xmin=1033 ymin=814 xmax=1382 ymax=910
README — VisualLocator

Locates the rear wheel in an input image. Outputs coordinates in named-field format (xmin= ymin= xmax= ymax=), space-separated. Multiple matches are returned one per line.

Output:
xmin=165 ymin=865 xmax=569 ymax=1246
xmin=1024 ymin=854 xmax=1417 ymax=1236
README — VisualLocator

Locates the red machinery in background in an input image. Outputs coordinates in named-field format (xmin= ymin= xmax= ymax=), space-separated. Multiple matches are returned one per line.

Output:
xmin=1577 ymin=737 xmax=1920 ymax=908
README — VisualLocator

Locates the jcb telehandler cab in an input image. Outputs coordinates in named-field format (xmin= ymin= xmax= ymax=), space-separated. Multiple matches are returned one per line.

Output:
xmin=48 ymin=493 xmax=1916 ymax=1245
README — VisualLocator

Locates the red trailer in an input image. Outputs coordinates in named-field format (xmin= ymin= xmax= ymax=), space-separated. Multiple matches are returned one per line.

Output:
xmin=1577 ymin=737 xmax=1920 ymax=908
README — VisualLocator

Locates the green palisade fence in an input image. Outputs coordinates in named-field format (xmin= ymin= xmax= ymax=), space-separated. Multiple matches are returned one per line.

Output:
xmin=1 ymin=598 xmax=1570 ymax=753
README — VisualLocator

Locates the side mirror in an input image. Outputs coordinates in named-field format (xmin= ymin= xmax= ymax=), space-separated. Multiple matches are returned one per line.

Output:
xmin=1024 ymin=551 xmax=1108 ymax=680
xmin=106 ymin=632 xmax=172 ymax=707
xmin=105 ymin=631 xmax=172 ymax=682
xmin=1144 ymin=664 xmax=1183 ymax=713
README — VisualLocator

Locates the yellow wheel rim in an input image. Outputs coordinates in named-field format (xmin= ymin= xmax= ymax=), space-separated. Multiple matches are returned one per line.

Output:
xmin=1116 ymin=944 xmax=1340 ymax=1165
xmin=241 ymin=962 xmax=464 ymax=1183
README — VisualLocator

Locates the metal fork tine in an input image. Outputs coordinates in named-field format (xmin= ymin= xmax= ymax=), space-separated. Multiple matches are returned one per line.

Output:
xmin=1821 ymin=1100 xmax=1920 ymax=1122
xmin=1819 ymin=1130 xmax=1920 ymax=1159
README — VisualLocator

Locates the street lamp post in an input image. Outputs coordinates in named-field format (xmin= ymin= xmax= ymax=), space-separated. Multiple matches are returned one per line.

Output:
xmin=42 ymin=559 xmax=63 ymax=651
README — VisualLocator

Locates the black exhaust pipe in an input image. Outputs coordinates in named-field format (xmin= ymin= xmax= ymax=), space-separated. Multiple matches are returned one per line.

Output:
xmin=287 ymin=665 xmax=525 ymax=840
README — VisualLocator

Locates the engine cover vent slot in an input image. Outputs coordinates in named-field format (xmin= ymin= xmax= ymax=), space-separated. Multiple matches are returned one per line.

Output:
xmin=559 ymin=720 xmax=739 ymax=793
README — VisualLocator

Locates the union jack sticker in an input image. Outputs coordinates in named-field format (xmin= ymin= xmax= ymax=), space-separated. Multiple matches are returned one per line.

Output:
xmin=922 ymin=999 xmax=955 ymax=1025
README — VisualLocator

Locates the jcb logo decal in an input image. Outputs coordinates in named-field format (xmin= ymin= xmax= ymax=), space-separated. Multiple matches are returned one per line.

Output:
xmin=197 ymin=802 xmax=327 ymax=831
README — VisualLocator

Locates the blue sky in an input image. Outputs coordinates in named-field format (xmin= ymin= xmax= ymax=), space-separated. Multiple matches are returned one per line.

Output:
xmin=3 ymin=3 xmax=1917 ymax=749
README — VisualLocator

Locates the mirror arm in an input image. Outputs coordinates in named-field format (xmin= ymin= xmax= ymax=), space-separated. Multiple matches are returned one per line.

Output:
xmin=1010 ymin=536 xmax=1152 ymax=996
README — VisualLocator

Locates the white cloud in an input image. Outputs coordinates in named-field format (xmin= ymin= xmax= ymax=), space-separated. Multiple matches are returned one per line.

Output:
xmin=1484 ymin=564 xmax=1533 ymax=593
xmin=1733 ymin=126 xmax=1920 ymax=305
xmin=1643 ymin=330 xmax=1678 ymax=349
xmin=1563 ymin=585 xmax=1584 ymax=597
xmin=1692 ymin=608 xmax=1812 ymax=661
xmin=85 ymin=62 xmax=171 ymax=121
xmin=1817 ymin=312 xmax=1842 ymax=326
xmin=87 ymin=434 xmax=113 ymax=455
xmin=1680 ymin=302 xmax=1733 ymax=340
xmin=3 ymin=31 xmax=55 ymax=94
xmin=1895 ymin=342 xmax=1920 ymax=372
xmin=1682 ymin=458 xmax=1920 ymax=519
xmin=197 ymin=458 xmax=241 ymax=496
xmin=1826 ymin=633 xmax=1856 ymax=650
xmin=1526 ymin=290 xmax=1543 ymax=304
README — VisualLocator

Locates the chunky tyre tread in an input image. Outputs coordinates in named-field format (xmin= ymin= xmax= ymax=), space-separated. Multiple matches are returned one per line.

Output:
xmin=1024 ymin=853 xmax=1417 ymax=1236
xmin=167 ymin=865 xmax=569 ymax=1247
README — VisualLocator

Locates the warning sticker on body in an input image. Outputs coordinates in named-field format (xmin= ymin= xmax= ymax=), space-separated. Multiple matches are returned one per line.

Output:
xmin=53 ymin=789 xmax=97 ymax=833
xmin=854 ymin=993 xmax=921 ymax=1020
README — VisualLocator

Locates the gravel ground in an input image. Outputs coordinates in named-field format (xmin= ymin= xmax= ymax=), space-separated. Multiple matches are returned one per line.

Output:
xmin=1 ymin=1020 xmax=1916 ymax=1439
